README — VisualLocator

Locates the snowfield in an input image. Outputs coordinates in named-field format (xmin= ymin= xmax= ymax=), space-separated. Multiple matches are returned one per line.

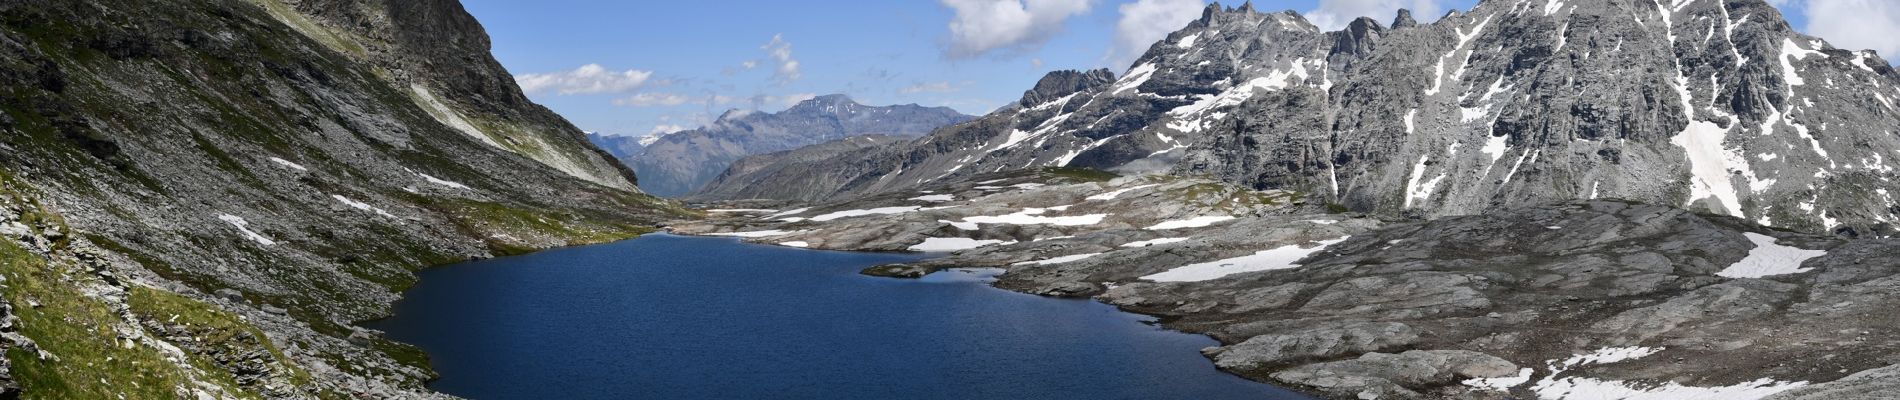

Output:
xmin=269 ymin=157 xmax=308 ymax=172
xmin=908 ymin=237 xmax=1013 ymax=252
xmin=907 ymin=194 xmax=955 ymax=202
xmin=1495 ymin=346 xmax=1809 ymax=399
xmin=1141 ymin=236 xmax=1348 ymax=282
xmin=217 ymin=214 xmax=276 ymax=246
xmin=417 ymin=172 xmax=471 ymax=190
xmin=705 ymin=230 xmax=803 ymax=238
xmin=332 ymin=195 xmax=396 ymax=218
xmin=1146 ymin=216 xmax=1236 ymax=230
xmin=1012 ymin=253 xmax=1103 ymax=266
xmin=1121 ymin=237 xmax=1190 ymax=247
xmin=1086 ymin=184 xmax=1158 ymax=201
xmin=810 ymin=206 xmax=933 ymax=222
xmin=1717 ymin=233 xmax=1828 ymax=278
xmin=953 ymin=208 xmax=1106 ymax=226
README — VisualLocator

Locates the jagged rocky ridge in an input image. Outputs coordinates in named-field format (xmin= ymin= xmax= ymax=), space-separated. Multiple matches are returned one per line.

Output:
xmin=0 ymin=0 xmax=680 ymax=397
xmin=699 ymin=0 xmax=1900 ymax=237
xmin=675 ymin=170 xmax=1900 ymax=399
xmin=626 ymin=94 xmax=970 ymax=197
xmin=264 ymin=0 xmax=640 ymax=190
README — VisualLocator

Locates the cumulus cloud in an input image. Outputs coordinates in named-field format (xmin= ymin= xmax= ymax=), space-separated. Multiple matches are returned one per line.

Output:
xmin=899 ymin=81 xmax=968 ymax=94
xmin=1304 ymin=0 xmax=1444 ymax=31
xmin=516 ymin=64 xmax=655 ymax=95
xmin=612 ymin=92 xmax=696 ymax=107
xmin=1110 ymin=0 xmax=1207 ymax=68
xmin=941 ymin=0 xmax=1094 ymax=58
xmin=649 ymin=124 xmax=688 ymax=135
xmin=752 ymin=93 xmax=818 ymax=109
xmin=761 ymin=34 xmax=801 ymax=83
xmin=1792 ymin=0 xmax=1900 ymax=64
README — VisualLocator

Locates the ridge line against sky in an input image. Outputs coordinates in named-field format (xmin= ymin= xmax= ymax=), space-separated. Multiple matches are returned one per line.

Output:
xmin=463 ymin=0 xmax=1877 ymax=138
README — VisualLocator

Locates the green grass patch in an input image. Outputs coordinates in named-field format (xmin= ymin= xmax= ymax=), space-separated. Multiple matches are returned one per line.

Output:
xmin=127 ymin=286 xmax=310 ymax=397
xmin=0 ymin=241 xmax=199 ymax=399
xmin=1041 ymin=167 xmax=1119 ymax=183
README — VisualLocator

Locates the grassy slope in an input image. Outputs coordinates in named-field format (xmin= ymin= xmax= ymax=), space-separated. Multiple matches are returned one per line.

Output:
xmin=0 ymin=0 xmax=690 ymax=396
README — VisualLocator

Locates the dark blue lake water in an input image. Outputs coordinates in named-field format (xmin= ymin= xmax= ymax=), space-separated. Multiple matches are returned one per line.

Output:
xmin=369 ymin=233 xmax=1304 ymax=399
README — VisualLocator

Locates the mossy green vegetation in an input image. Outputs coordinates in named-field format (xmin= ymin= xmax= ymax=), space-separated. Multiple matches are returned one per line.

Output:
xmin=0 ymin=240 xmax=202 ymax=399
xmin=421 ymin=196 xmax=658 ymax=254
xmin=126 ymin=286 xmax=309 ymax=399
xmin=1040 ymin=166 xmax=1120 ymax=183
xmin=1163 ymin=178 xmax=1305 ymax=213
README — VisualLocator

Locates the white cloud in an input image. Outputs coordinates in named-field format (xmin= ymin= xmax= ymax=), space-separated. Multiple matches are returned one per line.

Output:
xmin=899 ymin=81 xmax=967 ymax=94
xmin=516 ymin=64 xmax=655 ymax=95
xmin=612 ymin=92 xmax=696 ymax=107
xmin=1305 ymin=0 xmax=1444 ymax=31
xmin=752 ymin=93 xmax=818 ymax=108
xmin=941 ymin=0 xmax=1094 ymax=58
xmin=1795 ymin=0 xmax=1900 ymax=64
xmin=762 ymin=34 xmax=801 ymax=83
xmin=1111 ymin=0 xmax=1206 ymax=68
xmin=649 ymin=124 xmax=688 ymax=135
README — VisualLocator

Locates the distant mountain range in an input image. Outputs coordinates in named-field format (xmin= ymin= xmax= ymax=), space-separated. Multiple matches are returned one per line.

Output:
xmin=586 ymin=131 xmax=649 ymax=162
xmin=614 ymin=94 xmax=973 ymax=197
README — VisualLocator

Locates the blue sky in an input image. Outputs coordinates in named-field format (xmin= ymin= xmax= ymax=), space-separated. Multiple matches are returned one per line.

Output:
xmin=463 ymin=0 xmax=1830 ymax=137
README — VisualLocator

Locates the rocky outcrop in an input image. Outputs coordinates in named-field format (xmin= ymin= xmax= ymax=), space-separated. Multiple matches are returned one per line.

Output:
xmin=675 ymin=169 xmax=1900 ymax=399
xmin=627 ymin=94 xmax=970 ymax=197
xmin=259 ymin=0 xmax=640 ymax=190
xmin=694 ymin=0 xmax=1900 ymax=236
xmin=0 ymin=0 xmax=682 ymax=396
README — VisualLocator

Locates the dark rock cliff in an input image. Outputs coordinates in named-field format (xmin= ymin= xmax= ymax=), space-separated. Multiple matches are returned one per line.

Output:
xmin=0 ymin=0 xmax=682 ymax=397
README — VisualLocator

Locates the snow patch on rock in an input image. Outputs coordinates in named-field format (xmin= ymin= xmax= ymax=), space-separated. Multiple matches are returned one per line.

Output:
xmin=217 ymin=214 xmax=276 ymax=246
xmin=1141 ymin=236 xmax=1348 ymax=282
xmin=1121 ymin=237 xmax=1189 ymax=247
xmin=908 ymin=237 xmax=1013 ymax=252
xmin=1146 ymin=216 xmax=1236 ymax=230
xmin=1716 ymin=233 xmax=1827 ymax=278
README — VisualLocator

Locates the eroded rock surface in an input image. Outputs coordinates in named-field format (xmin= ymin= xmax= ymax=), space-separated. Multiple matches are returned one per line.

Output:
xmin=678 ymin=171 xmax=1900 ymax=399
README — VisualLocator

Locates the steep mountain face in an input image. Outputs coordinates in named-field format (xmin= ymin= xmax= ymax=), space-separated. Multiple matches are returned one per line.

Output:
xmin=699 ymin=0 xmax=1900 ymax=236
xmin=255 ymin=0 xmax=639 ymax=190
xmin=626 ymin=94 xmax=971 ymax=197
xmin=0 ymin=0 xmax=679 ymax=397
xmin=690 ymin=134 xmax=917 ymax=201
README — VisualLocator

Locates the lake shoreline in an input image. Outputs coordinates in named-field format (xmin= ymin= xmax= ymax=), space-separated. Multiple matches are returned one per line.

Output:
xmin=371 ymin=233 xmax=1306 ymax=399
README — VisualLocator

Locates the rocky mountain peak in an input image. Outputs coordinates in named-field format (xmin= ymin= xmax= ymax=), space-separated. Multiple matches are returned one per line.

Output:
xmin=1019 ymin=69 xmax=1116 ymax=108
xmin=696 ymin=0 xmax=1900 ymax=236
xmin=1392 ymin=8 xmax=1417 ymax=29
xmin=786 ymin=94 xmax=862 ymax=115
